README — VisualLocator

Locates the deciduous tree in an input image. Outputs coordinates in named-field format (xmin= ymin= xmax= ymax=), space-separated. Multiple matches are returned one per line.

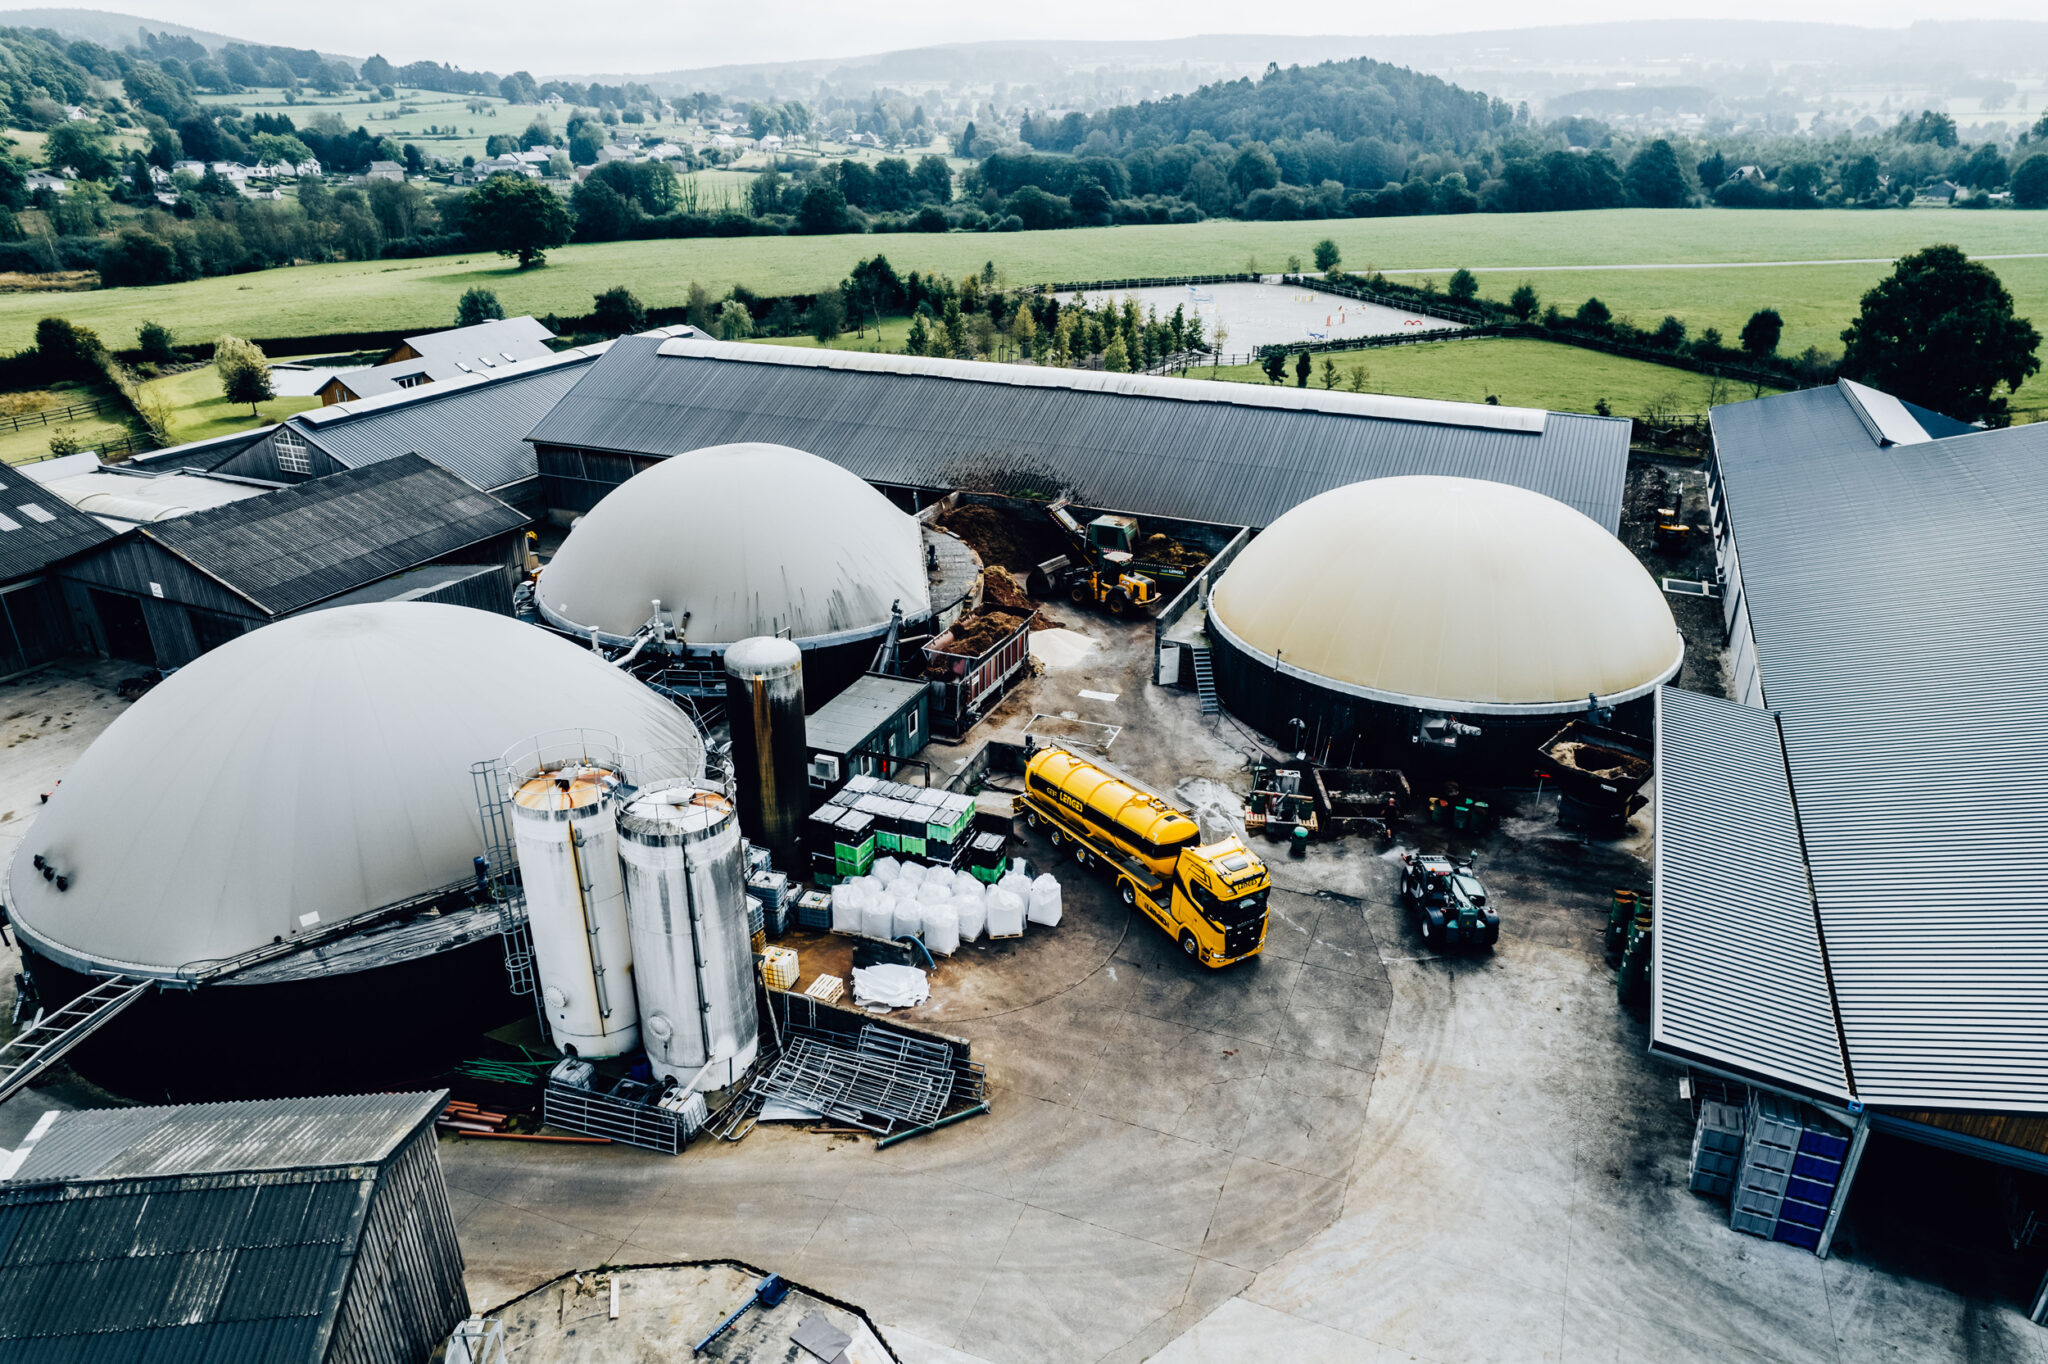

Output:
xmin=1840 ymin=245 xmax=2042 ymax=424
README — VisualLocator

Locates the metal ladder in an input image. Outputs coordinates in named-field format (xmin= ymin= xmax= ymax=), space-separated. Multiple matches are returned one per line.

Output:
xmin=0 ymin=975 xmax=152 ymax=1105
xmin=1190 ymin=646 xmax=1220 ymax=715
xmin=470 ymin=759 xmax=539 ymax=1006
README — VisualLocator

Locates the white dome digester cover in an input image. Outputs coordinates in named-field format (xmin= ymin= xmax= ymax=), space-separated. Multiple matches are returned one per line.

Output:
xmin=7 ymin=603 xmax=703 ymax=976
xmin=534 ymin=441 xmax=931 ymax=646
xmin=1209 ymin=475 xmax=1682 ymax=712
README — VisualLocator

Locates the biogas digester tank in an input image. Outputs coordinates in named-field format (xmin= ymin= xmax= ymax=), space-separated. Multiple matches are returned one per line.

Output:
xmin=510 ymin=762 xmax=639 ymax=1057
xmin=617 ymin=782 xmax=760 ymax=1088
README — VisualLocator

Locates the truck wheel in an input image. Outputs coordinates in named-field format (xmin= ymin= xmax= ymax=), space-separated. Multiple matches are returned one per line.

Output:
xmin=1106 ymin=593 xmax=1128 ymax=617
xmin=1074 ymin=845 xmax=1092 ymax=869
xmin=1179 ymin=931 xmax=1199 ymax=959
xmin=1118 ymin=879 xmax=1137 ymax=907
xmin=1069 ymin=585 xmax=1090 ymax=605
xmin=1026 ymin=808 xmax=1042 ymax=830
xmin=1047 ymin=825 xmax=1062 ymax=847
xmin=1420 ymin=918 xmax=1433 ymax=944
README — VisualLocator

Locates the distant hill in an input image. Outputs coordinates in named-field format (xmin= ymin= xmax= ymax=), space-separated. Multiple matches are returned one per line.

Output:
xmin=0 ymin=7 xmax=242 ymax=50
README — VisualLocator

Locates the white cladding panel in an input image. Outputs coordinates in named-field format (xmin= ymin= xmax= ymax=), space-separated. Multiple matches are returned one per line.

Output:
xmin=510 ymin=771 xmax=639 ymax=1057
xmin=618 ymin=784 xmax=759 ymax=1088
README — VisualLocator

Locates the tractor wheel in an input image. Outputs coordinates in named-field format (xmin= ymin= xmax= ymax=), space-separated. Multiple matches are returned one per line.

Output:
xmin=1106 ymin=593 xmax=1128 ymax=617
xmin=1074 ymin=845 xmax=1092 ymax=870
xmin=1047 ymin=826 xmax=1064 ymax=847
xmin=1070 ymin=584 xmax=1090 ymax=606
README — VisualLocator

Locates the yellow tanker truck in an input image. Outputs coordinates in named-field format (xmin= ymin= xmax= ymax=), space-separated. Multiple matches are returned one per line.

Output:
xmin=1021 ymin=745 xmax=1270 ymax=966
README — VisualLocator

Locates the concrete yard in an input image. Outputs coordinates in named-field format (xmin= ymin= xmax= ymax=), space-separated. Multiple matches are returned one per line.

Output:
xmin=2 ymin=512 xmax=2045 ymax=1361
xmin=1054 ymin=281 xmax=1460 ymax=356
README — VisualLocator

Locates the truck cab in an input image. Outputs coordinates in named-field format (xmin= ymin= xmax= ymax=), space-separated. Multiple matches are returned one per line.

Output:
xmin=1170 ymin=838 xmax=1270 ymax=964
xmin=1400 ymin=853 xmax=1499 ymax=951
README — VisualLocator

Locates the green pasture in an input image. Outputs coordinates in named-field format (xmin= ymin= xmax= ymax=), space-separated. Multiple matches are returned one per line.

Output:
xmin=1 ymin=209 xmax=2043 ymax=402
xmin=1187 ymin=338 xmax=1782 ymax=418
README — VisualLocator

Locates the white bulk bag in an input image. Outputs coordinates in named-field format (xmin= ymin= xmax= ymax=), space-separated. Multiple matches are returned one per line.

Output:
xmin=923 ymin=903 xmax=960 ymax=956
xmin=892 ymin=898 xmax=925 ymax=941
xmin=830 ymin=882 xmax=865 ymax=934
xmin=872 ymin=856 xmax=903 ymax=885
xmin=986 ymin=888 xmax=1027 ymax=938
xmin=953 ymin=894 xmax=986 ymax=943
xmin=898 ymin=860 xmax=927 ymax=886
xmin=1027 ymin=872 xmax=1064 ymax=928
xmin=860 ymin=895 xmax=895 ymax=940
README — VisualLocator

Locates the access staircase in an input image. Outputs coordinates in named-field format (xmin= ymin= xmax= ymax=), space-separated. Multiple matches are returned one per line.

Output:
xmin=0 ymin=975 xmax=152 ymax=1104
xmin=1190 ymin=646 xmax=1220 ymax=715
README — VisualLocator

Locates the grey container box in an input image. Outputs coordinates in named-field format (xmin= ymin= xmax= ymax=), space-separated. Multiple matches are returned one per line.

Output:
xmin=1730 ymin=1208 xmax=1777 ymax=1238
xmin=1735 ymin=1185 xmax=1785 ymax=1220
xmin=1748 ymin=1091 xmax=1805 ymax=1150
xmin=1742 ymin=1139 xmax=1796 ymax=1174
xmin=1697 ymin=1101 xmax=1746 ymax=1155
xmin=1738 ymin=1165 xmax=1790 ymax=1198
xmin=1694 ymin=1147 xmax=1738 ymax=1178
xmin=1691 ymin=1170 xmax=1735 ymax=1198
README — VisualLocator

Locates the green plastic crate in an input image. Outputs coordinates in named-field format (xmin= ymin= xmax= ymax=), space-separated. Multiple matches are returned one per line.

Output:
xmin=969 ymin=859 xmax=1008 ymax=884
xmin=926 ymin=805 xmax=973 ymax=843
xmin=898 ymin=833 xmax=927 ymax=857
xmin=875 ymin=830 xmax=900 ymax=853
xmin=834 ymin=834 xmax=876 ymax=862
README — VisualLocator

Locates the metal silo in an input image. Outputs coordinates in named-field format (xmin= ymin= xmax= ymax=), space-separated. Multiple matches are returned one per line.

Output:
xmin=723 ymin=636 xmax=807 ymax=872
xmin=507 ymin=740 xmax=639 ymax=1058
xmin=617 ymin=781 xmax=760 ymax=1089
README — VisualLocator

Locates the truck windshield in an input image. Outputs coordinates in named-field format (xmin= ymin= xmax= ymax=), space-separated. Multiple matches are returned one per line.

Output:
xmin=1188 ymin=880 xmax=1268 ymax=928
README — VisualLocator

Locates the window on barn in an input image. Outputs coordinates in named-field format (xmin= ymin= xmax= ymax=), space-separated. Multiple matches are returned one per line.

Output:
xmin=274 ymin=427 xmax=312 ymax=476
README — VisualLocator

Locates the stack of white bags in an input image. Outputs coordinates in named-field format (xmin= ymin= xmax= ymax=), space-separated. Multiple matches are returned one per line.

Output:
xmin=827 ymin=856 xmax=1061 ymax=954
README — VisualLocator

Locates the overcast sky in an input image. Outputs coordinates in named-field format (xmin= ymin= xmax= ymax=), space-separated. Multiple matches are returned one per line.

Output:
xmin=61 ymin=2 xmax=2048 ymax=74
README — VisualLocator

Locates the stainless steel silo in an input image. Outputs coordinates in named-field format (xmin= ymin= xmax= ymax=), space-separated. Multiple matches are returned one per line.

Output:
xmin=616 ymin=782 xmax=760 ymax=1089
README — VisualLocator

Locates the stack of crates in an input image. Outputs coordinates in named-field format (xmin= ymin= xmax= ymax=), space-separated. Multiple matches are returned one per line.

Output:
xmin=966 ymin=830 xmax=1009 ymax=884
xmin=1688 ymin=1100 xmax=1745 ymax=1198
xmin=805 ymin=806 xmax=876 ymax=885
xmin=759 ymin=946 xmax=798 ymax=991
xmin=748 ymin=869 xmax=792 ymax=937
xmin=795 ymin=889 xmax=833 ymax=930
xmin=1730 ymin=1091 xmax=1801 ymax=1239
xmin=1771 ymin=1111 xmax=1850 ymax=1251
xmin=923 ymin=791 xmax=976 ymax=867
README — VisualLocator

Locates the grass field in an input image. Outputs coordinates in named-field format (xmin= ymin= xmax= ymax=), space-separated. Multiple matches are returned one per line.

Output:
xmin=2 ymin=209 xmax=2043 ymax=399
xmin=139 ymin=364 xmax=319 ymax=445
xmin=0 ymin=380 xmax=140 ymax=466
xmin=1185 ymin=338 xmax=1782 ymax=416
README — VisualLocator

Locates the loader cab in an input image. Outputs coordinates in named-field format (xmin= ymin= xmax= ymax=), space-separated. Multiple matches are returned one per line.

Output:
xmin=1088 ymin=514 xmax=1139 ymax=557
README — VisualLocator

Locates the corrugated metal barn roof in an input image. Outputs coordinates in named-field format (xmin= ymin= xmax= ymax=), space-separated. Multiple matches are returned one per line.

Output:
xmin=1697 ymin=382 xmax=2048 ymax=1111
xmin=0 ymin=1093 xmax=444 ymax=1361
xmin=141 ymin=454 xmax=526 ymax=616
xmin=525 ymin=338 xmax=1632 ymax=532
xmin=5 ymin=1092 xmax=442 ymax=1182
xmin=0 ymin=463 xmax=119 ymax=582
xmin=1650 ymin=687 xmax=1849 ymax=1101
xmin=293 ymin=350 xmax=600 ymax=493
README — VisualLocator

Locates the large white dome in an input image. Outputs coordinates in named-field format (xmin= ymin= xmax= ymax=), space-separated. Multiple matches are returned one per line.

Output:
xmin=7 ymin=604 xmax=702 ymax=977
xmin=535 ymin=442 xmax=930 ymax=646
xmin=1209 ymin=476 xmax=1682 ymax=712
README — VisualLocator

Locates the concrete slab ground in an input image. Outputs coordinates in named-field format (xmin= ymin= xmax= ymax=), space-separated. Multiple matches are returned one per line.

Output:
xmin=3 ymin=574 xmax=2045 ymax=1361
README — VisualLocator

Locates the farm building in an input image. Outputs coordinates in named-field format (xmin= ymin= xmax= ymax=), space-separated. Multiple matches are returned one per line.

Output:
xmin=154 ymin=345 xmax=607 ymax=514
xmin=0 ymin=462 xmax=118 ymax=678
xmin=314 ymin=315 xmax=558 ymax=404
xmin=522 ymin=337 xmax=1630 ymax=532
xmin=56 ymin=455 xmax=528 ymax=670
xmin=0 ymin=1092 xmax=468 ymax=1360
xmin=1653 ymin=379 xmax=2048 ymax=1307
xmin=5 ymin=601 xmax=705 ymax=1098
xmin=1203 ymin=474 xmax=1682 ymax=774
xmin=18 ymin=450 xmax=268 ymax=525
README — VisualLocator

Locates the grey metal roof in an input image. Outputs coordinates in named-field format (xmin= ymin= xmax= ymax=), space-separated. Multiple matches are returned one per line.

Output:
xmin=294 ymin=351 xmax=599 ymax=493
xmin=1650 ymin=687 xmax=1849 ymax=1101
xmin=0 ymin=1168 xmax=372 ymax=1358
xmin=5 ymin=1092 xmax=443 ymax=1183
xmin=142 ymin=454 xmax=526 ymax=616
xmin=0 ymin=464 xmax=119 ymax=582
xmin=807 ymin=673 xmax=927 ymax=753
xmin=1699 ymin=383 xmax=2048 ymax=1111
xmin=526 ymin=338 xmax=1631 ymax=532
